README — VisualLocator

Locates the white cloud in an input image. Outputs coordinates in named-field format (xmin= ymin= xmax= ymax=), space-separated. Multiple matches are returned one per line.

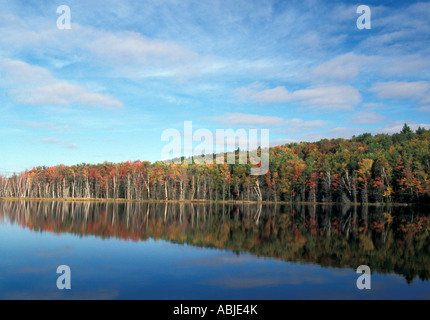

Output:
xmin=369 ymin=81 xmax=430 ymax=106
xmin=251 ymin=86 xmax=290 ymax=104
xmin=235 ymin=83 xmax=288 ymax=104
xmin=211 ymin=112 xmax=283 ymax=126
xmin=0 ymin=14 xmax=214 ymax=80
xmin=211 ymin=113 xmax=327 ymax=135
xmin=272 ymin=132 xmax=326 ymax=144
xmin=40 ymin=138 xmax=78 ymax=150
xmin=379 ymin=54 xmax=430 ymax=77
xmin=374 ymin=2 xmax=430 ymax=33
xmin=417 ymin=106 xmax=430 ymax=113
xmin=374 ymin=121 xmax=430 ymax=135
xmin=0 ymin=58 xmax=124 ymax=109
xmin=312 ymin=53 xmax=377 ymax=81
xmin=236 ymin=83 xmax=361 ymax=110
xmin=358 ymin=3 xmax=430 ymax=55
xmin=40 ymin=138 xmax=61 ymax=144
xmin=279 ymin=119 xmax=328 ymax=133
xmin=269 ymin=138 xmax=295 ymax=147
xmin=67 ymin=144 xmax=79 ymax=150
xmin=292 ymin=86 xmax=361 ymax=110
xmin=362 ymin=102 xmax=386 ymax=109
xmin=12 ymin=82 xmax=123 ymax=109
xmin=349 ymin=111 xmax=387 ymax=124
xmin=0 ymin=58 xmax=54 ymax=86
xmin=327 ymin=127 xmax=362 ymax=139
xmin=87 ymin=28 xmax=200 ymax=65
xmin=24 ymin=122 xmax=70 ymax=132
xmin=369 ymin=81 xmax=430 ymax=99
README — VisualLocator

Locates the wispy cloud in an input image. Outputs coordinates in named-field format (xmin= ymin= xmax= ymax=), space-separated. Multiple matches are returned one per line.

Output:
xmin=236 ymin=82 xmax=361 ymax=110
xmin=358 ymin=2 xmax=430 ymax=55
xmin=40 ymin=138 xmax=79 ymax=150
xmin=211 ymin=113 xmax=327 ymax=132
xmin=349 ymin=111 xmax=388 ymax=124
xmin=83 ymin=26 xmax=209 ymax=79
xmin=374 ymin=121 xmax=430 ymax=135
xmin=278 ymin=119 xmax=328 ymax=133
xmin=362 ymin=102 xmax=386 ymax=109
xmin=23 ymin=122 xmax=70 ymax=133
xmin=378 ymin=54 xmax=430 ymax=77
xmin=327 ymin=127 xmax=362 ymax=139
xmin=0 ymin=13 xmax=216 ymax=80
xmin=417 ymin=105 xmax=430 ymax=113
xmin=311 ymin=53 xmax=378 ymax=81
xmin=369 ymin=81 xmax=430 ymax=106
xmin=211 ymin=112 xmax=283 ymax=126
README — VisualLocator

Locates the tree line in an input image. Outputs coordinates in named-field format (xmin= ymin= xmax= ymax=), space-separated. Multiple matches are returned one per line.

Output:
xmin=1 ymin=124 xmax=429 ymax=204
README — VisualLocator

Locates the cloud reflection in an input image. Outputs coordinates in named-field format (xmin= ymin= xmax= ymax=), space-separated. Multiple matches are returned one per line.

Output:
xmin=35 ymin=246 xmax=74 ymax=257
xmin=2 ymin=288 xmax=119 ymax=300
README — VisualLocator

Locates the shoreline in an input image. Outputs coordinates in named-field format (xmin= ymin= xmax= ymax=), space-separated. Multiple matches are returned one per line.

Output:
xmin=0 ymin=197 xmax=416 ymax=206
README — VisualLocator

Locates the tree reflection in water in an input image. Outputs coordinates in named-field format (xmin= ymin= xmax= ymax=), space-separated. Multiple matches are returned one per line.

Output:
xmin=0 ymin=201 xmax=428 ymax=283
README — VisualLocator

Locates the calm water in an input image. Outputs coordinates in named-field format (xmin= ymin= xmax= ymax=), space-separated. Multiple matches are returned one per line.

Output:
xmin=0 ymin=201 xmax=429 ymax=300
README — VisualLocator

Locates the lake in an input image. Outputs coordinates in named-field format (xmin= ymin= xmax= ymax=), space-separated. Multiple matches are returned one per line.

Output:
xmin=0 ymin=200 xmax=429 ymax=300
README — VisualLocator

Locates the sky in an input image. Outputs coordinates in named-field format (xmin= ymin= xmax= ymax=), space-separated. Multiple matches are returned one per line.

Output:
xmin=0 ymin=0 xmax=429 ymax=173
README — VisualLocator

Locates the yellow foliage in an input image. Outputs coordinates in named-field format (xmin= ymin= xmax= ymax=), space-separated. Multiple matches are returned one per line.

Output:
xmin=383 ymin=186 xmax=393 ymax=197
xmin=383 ymin=212 xmax=393 ymax=223
xmin=358 ymin=159 xmax=373 ymax=174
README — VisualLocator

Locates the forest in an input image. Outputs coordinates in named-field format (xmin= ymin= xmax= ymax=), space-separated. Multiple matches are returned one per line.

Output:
xmin=1 ymin=124 xmax=429 ymax=204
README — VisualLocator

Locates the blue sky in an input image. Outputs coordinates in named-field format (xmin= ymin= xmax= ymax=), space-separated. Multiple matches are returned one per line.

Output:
xmin=0 ymin=0 xmax=429 ymax=173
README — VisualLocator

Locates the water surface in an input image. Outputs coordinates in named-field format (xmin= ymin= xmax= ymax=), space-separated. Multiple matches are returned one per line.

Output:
xmin=0 ymin=201 xmax=429 ymax=299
